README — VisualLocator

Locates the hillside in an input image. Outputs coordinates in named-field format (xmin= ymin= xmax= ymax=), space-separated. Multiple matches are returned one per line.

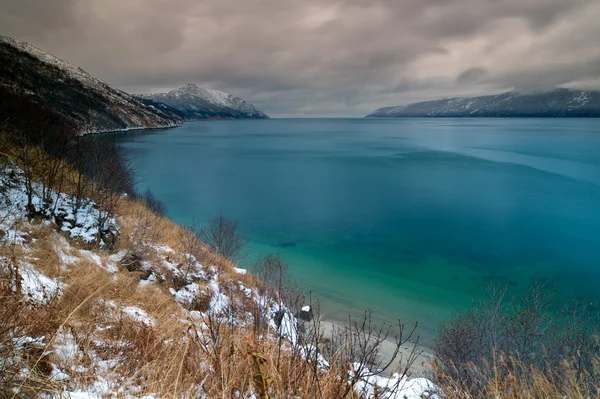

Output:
xmin=0 ymin=136 xmax=434 ymax=397
xmin=0 ymin=36 xmax=180 ymax=132
xmin=366 ymin=89 xmax=600 ymax=118
xmin=138 ymin=84 xmax=269 ymax=120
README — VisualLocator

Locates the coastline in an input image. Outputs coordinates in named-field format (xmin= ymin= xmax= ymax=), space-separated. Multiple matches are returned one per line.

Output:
xmin=80 ymin=116 xmax=270 ymax=136
xmin=319 ymin=319 xmax=435 ymax=377
xmin=80 ymin=122 xmax=181 ymax=136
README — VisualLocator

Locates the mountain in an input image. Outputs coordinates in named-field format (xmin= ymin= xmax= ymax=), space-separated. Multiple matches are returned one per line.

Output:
xmin=138 ymin=84 xmax=269 ymax=119
xmin=366 ymin=89 xmax=600 ymax=118
xmin=0 ymin=35 xmax=180 ymax=132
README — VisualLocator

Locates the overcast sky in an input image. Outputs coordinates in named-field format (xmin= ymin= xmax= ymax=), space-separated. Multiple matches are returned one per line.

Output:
xmin=2 ymin=0 xmax=600 ymax=117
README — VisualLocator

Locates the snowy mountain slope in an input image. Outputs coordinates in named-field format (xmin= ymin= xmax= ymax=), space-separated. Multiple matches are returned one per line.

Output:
xmin=366 ymin=89 xmax=600 ymax=118
xmin=0 ymin=35 xmax=181 ymax=132
xmin=138 ymin=84 xmax=269 ymax=119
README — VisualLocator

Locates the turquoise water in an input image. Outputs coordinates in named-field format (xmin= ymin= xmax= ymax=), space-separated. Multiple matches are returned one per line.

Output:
xmin=111 ymin=118 xmax=600 ymax=341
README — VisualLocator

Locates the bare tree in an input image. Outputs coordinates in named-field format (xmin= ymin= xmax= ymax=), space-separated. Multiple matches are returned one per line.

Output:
xmin=0 ymin=127 xmax=44 ymax=215
xmin=0 ymin=101 xmax=76 ymax=215
xmin=178 ymin=222 xmax=206 ymax=286
xmin=77 ymin=137 xmax=134 ymax=247
xmin=252 ymin=254 xmax=289 ymax=301
xmin=197 ymin=212 xmax=245 ymax=262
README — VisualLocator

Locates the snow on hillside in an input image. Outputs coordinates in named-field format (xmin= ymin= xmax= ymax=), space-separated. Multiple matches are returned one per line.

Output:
xmin=139 ymin=84 xmax=269 ymax=119
xmin=0 ymin=171 xmax=118 ymax=247
xmin=0 ymin=35 xmax=180 ymax=132
xmin=0 ymin=169 xmax=435 ymax=398
xmin=367 ymin=89 xmax=600 ymax=117
xmin=0 ymin=36 xmax=111 ymax=95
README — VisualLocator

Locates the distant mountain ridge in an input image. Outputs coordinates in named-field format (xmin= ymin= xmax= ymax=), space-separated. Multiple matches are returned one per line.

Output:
xmin=366 ymin=89 xmax=600 ymax=118
xmin=0 ymin=35 xmax=180 ymax=132
xmin=138 ymin=84 xmax=269 ymax=120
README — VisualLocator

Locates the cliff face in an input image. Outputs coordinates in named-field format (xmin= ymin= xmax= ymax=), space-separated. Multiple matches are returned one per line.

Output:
xmin=0 ymin=36 xmax=180 ymax=132
xmin=367 ymin=89 xmax=600 ymax=118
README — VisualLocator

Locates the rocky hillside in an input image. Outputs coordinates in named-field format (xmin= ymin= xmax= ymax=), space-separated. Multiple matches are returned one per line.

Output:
xmin=366 ymin=89 xmax=600 ymax=118
xmin=138 ymin=84 xmax=269 ymax=120
xmin=0 ymin=36 xmax=180 ymax=132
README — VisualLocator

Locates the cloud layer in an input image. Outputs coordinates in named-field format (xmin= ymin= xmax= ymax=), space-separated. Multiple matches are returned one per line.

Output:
xmin=2 ymin=0 xmax=600 ymax=116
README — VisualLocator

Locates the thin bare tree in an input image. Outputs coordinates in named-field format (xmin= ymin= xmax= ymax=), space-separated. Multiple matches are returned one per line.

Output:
xmin=197 ymin=212 xmax=246 ymax=262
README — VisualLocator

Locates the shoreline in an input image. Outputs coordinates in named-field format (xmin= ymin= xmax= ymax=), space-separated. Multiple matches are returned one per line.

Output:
xmin=319 ymin=319 xmax=435 ymax=377
xmin=80 ymin=116 xmax=271 ymax=136
xmin=80 ymin=122 xmax=181 ymax=136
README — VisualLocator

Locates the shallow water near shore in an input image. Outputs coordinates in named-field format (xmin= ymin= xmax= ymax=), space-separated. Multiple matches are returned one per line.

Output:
xmin=110 ymin=118 xmax=600 ymax=343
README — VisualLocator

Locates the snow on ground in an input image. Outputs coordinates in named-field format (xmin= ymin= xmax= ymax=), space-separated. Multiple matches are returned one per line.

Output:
xmin=171 ymin=282 xmax=201 ymax=307
xmin=208 ymin=278 xmax=229 ymax=314
xmin=354 ymin=367 xmax=438 ymax=399
xmin=54 ymin=237 xmax=79 ymax=267
xmin=98 ymin=299 xmax=155 ymax=328
xmin=106 ymin=250 xmax=127 ymax=273
xmin=1 ymin=171 xmax=118 ymax=247
xmin=121 ymin=306 xmax=155 ymax=327
xmin=51 ymin=328 xmax=86 ymax=379
xmin=16 ymin=261 xmax=62 ymax=304
xmin=78 ymin=250 xmax=102 ymax=267
xmin=54 ymin=392 xmax=100 ymax=399
xmin=268 ymin=303 xmax=299 ymax=343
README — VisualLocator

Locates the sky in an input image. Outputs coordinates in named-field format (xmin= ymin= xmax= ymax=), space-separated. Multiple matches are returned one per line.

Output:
xmin=2 ymin=0 xmax=600 ymax=117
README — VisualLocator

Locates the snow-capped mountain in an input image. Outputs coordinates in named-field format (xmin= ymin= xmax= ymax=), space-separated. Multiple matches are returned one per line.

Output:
xmin=0 ymin=35 xmax=180 ymax=132
xmin=138 ymin=84 xmax=269 ymax=119
xmin=366 ymin=89 xmax=600 ymax=118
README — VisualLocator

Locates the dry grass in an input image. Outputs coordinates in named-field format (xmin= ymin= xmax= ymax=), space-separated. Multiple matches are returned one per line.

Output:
xmin=1 ymin=193 xmax=354 ymax=397
xmin=435 ymin=355 xmax=600 ymax=399
xmin=115 ymin=197 xmax=260 ymax=291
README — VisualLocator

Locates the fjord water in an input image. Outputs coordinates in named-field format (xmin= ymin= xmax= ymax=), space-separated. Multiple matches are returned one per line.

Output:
xmin=112 ymin=118 xmax=600 ymax=341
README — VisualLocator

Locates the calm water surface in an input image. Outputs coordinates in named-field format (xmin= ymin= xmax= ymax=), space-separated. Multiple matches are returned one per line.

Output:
xmin=111 ymin=118 xmax=600 ymax=341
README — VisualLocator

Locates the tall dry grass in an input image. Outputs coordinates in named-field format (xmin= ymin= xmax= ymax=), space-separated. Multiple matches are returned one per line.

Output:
xmin=2 ymin=190 xmax=390 ymax=398
xmin=435 ymin=354 xmax=600 ymax=399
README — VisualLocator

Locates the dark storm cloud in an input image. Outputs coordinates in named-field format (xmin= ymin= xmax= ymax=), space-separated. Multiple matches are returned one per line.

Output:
xmin=1 ymin=0 xmax=599 ymax=116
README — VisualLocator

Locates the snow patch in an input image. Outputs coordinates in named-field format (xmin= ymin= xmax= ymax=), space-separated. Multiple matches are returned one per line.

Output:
xmin=17 ymin=262 xmax=62 ymax=304
xmin=121 ymin=306 xmax=155 ymax=327
xmin=354 ymin=365 xmax=438 ymax=399
xmin=208 ymin=279 xmax=229 ymax=314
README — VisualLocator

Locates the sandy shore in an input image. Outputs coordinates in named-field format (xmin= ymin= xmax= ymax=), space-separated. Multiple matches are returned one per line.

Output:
xmin=318 ymin=320 xmax=435 ymax=377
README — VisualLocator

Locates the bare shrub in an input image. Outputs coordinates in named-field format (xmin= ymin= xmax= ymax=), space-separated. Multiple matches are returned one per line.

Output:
xmin=126 ymin=200 xmax=164 ymax=261
xmin=434 ymin=283 xmax=600 ymax=396
xmin=72 ymin=137 xmax=134 ymax=247
xmin=197 ymin=212 xmax=245 ymax=262
xmin=252 ymin=253 xmax=290 ymax=301
xmin=322 ymin=311 xmax=422 ymax=398
xmin=246 ymin=252 xmax=426 ymax=398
